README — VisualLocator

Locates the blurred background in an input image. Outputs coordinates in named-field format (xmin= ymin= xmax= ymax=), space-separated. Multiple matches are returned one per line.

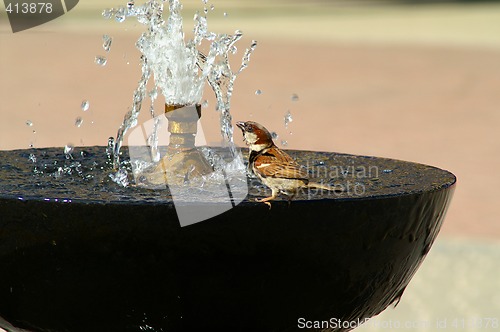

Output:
xmin=1 ymin=0 xmax=500 ymax=331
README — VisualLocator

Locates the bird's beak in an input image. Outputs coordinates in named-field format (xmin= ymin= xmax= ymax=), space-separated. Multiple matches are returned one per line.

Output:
xmin=236 ymin=121 xmax=245 ymax=131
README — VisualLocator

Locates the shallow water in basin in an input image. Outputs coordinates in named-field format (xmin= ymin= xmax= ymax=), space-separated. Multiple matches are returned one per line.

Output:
xmin=0 ymin=146 xmax=455 ymax=205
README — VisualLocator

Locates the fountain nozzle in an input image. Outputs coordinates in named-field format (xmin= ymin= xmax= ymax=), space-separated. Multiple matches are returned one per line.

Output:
xmin=146 ymin=103 xmax=213 ymax=185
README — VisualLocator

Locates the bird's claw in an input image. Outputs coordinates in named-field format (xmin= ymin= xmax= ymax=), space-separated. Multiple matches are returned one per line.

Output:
xmin=255 ymin=198 xmax=272 ymax=210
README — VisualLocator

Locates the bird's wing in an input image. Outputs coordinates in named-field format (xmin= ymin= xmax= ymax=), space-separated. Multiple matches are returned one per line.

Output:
xmin=254 ymin=147 xmax=309 ymax=180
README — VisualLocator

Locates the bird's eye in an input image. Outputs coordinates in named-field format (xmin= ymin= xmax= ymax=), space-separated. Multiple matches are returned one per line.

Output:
xmin=246 ymin=125 xmax=254 ymax=132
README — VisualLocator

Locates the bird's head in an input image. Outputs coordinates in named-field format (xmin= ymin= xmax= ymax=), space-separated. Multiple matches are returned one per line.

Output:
xmin=236 ymin=121 xmax=274 ymax=152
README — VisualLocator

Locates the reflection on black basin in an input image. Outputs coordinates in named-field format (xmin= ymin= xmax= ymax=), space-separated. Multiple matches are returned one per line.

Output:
xmin=0 ymin=147 xmax=455 ymax=332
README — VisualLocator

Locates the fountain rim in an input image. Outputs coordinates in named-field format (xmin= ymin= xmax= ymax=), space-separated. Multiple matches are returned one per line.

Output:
xmin=0 ymin=146 xmax=457 ymax=206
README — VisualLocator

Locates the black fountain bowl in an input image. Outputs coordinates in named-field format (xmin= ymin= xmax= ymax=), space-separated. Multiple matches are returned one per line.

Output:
xmin=0 ymin=147 xmax=455 ymax=332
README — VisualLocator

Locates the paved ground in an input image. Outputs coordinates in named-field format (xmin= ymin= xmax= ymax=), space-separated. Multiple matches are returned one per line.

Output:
xmin=357 ymin=238 xmax=500 ymax=332
xmin=1 ymin=1 xmax=499 ymax=331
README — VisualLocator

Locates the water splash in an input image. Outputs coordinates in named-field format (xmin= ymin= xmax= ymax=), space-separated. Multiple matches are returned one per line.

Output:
xmin=202 ymin=35 xmax=258 ymax=157
xmin=147 ymin=117 xmax=162 ymax=162
xmin=105 ymin=0 xmax=257 ymax=169
xmin=109 ymin=168 xmax=129 ymax=187
xmin=291 ymin=93 xmax=299 ymax=102
xmin=113 ymin=54 xmax=150 ymax=168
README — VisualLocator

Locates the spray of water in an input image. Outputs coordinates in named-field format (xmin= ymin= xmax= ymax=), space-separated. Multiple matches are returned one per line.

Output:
xmin=104 ymin=0 xmax=257 ymax=169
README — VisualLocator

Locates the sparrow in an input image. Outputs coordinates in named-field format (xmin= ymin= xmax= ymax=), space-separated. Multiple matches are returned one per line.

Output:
xmin=236 ymin=121 xmax=340 ymax=208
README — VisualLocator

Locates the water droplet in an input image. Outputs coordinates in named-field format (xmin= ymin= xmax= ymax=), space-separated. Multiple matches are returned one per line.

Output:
xmin=115 ymin=6 xmax=126 ymax=22
xmin=210 ymin=4 xmax=215 ymax=10
xmin=81 ymin=100 xmax=90 ymax=111
xmin=109 ymin=169 xmax=129 ymax=187
xmin=291 ymin=93 xmax=299 ymax=102
xmin=202 ymin=0 xmax=208 ymax=4
xmin=95 ymin=56 xmax=107 ymax=66
xmin=223 ymin=12 xmax=228 ymax=17
xmin=64 ymin=144 xmax=74 ymax=160
xmin=102 ymin=35 xmax=113 ymax=52
xmin=26 ymin=120 xmax=33 ymax=127
xmin=127 ymin=1 xmax=134 ymax=10
xmin=383 ymin=169 xmax=393 ymax=173
xmin=54 ymin=167 xmax=64 ymax=179
xmin=149 ymin=88 xmax=158 ymax=100
xmin=202 ymin=100 xmax=209 ymax=108
xmin=281 ymin=140 xmax=288 ymax=147
xmin=64 ymin=144 xmax=74 ymax=154
xmin=271 ymin=132 xmax=278 ymax=140
xmin=204 ymin=7 xmax=208 ymax=14
xmin=28 ymin=153 xmax=37 ymax=163
xmin=75 ymin=117 xmax=83 ymax=128
xmin=284 ymin=110 xmax=293 ymax=128
xmin=106 ymin=137 xmax=115 ymax=161
xmin=32 ymin=130 xmax=36 ymax=134
xmin=102 ymin=9 xmax=113 ymax=19
xmin=255 ymin=89 xmax=262 ymax=95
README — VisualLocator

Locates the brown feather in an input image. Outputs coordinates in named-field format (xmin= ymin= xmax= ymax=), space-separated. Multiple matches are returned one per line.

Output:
xmin=253 ymin=146 xmax=309 ymax=181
